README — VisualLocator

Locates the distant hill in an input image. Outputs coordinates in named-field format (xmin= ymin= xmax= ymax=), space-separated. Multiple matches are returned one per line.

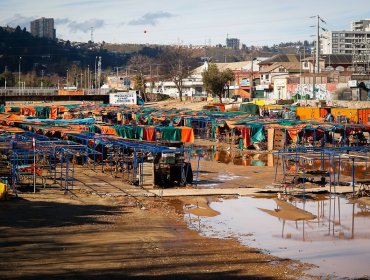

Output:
xmin=0 ymin=25 xmax=313 ymax=79
xmin=0 ymin=26 xmax=130 ymax=76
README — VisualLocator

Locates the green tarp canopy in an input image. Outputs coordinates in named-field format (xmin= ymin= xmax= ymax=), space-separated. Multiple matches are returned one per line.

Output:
xmin=249 ymin=123 xmax=265 ymax=143
xmin=113 ymin=125 xmax=144 ymax=140
xmin=254 ymin=90 xmax=265 ymax=98
xmin=161 ymin=127 xmax=181 ymax=142
xmin=10 ymin=107 xmax=20 ymax=112
xmin=239 ymin=103 xmax=259 ymax=115
xmin=34 ymin=106 xmax=51 ymax=118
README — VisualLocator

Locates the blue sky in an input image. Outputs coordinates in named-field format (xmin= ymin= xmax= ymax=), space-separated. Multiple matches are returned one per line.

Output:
xmin=1 ymin=0 xmax=369 ymax=46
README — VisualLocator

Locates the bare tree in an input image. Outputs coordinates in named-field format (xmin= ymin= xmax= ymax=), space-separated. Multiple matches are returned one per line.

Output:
xmin=127 ymin=55 xmax=156 ymax=101
xmin=160 ymin=46 xmax=198 ymax=101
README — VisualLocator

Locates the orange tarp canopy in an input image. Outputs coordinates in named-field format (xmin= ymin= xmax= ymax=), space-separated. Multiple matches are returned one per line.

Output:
xmin=96 ymin=125 xmax=117 ymax=135
xmin=143 ymin=126 xmax=156 ymax=141
xmin=181 ymin=127 xmax=194 ymax=143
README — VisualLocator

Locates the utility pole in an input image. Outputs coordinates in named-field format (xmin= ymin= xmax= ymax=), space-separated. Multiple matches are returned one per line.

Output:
xmin=250 ymin=57 xmax=256 ymax=99
xmin=310 ymin=15 xmax=326 ymax=100
xmin=316 ymin=15 xmax=320 ymax=74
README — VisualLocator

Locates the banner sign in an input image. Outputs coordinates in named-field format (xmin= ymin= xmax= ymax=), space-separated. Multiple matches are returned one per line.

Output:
xmin=109 ymin=92 xmax=137 ymax=105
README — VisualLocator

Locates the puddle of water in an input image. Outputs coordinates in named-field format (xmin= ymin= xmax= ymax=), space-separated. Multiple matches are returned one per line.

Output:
xmin=185 ymin=196 xmax=370 ymax=279
xmin=190 ymin=148 xmax=370 ymax=179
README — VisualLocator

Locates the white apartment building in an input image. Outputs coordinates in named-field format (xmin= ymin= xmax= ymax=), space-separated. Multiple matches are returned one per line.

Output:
xmin=322 ymin=19 xmax=370 ymax=55
xmin=351 ymin=19 xmax=370 ymax=32
xmin=321 ymin=30 xmax=370 ymax=55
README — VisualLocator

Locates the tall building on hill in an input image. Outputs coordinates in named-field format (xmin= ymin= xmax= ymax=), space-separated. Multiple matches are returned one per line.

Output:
xmin=30 ymin=17 xmax=56 ymax=40
xmin=226 ymin=38 xmax=240 ymax=50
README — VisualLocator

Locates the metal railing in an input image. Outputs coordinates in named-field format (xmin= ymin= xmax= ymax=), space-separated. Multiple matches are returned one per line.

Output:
xmin=0 ymin=87 xmax=109 ymax=96
xmin=0 ymin=87 xmax=58 ymax=96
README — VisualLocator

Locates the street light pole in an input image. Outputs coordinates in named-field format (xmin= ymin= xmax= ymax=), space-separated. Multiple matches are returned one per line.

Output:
xmin=41 ymin=69 xmax=44 ymax=89
xmin=87 ymin=65 xmax=90 ymax=89
xmin=4 ymin=66 xmax=7 ymax=89
xmin=66 ymin=69 xmax=69 ymax=87
xmin=116 ymin=67 xmax=119 ymax=89
xmin=250 ymin=57 xmax=257 ymax=99
xmin=18 ymin=57 xmax=22 ymax=93
xmin=94 ymin=56 xmax=97 ymax=89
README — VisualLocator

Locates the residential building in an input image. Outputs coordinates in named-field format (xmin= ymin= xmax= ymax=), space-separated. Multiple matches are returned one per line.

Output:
xmin=106 ymin=75 xmax=130 ymax=91
xmin=258 ymin=53 xmax=357 ymax=100
xmin=151 ymin=59 xmax=266 ymax=99
xmin=301 ymin=54 xmax=353 ymax=72
xmin=30 ymin=17 xmax=56 ymax=40
xmin=321 ymin=30 xmax=370 ymax=55
xmin=192 ymin=59 xmax=265 ymax=99
xmin=152 ymin=78 xmax=205 ymax=98
xmin=258 ymin=54 xmax=303 ymax=98
xmin=351 ymin=19 xmax=370 ymax=32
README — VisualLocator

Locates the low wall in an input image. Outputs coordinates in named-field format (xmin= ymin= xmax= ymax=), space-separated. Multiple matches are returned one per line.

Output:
xmin=333 ymin=100 xmax=370 ymax=109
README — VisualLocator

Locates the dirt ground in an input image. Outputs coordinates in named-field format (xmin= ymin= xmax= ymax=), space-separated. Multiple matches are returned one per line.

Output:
xmin=145 ymin=99 xmax=209 ymax=111
xmin=192 ymin=159 xmax=277 ymax=189
xmin=0 ymin=99 xmax=334 ymax=279
xmin=0 ymin=185 xmax=318 ymax=280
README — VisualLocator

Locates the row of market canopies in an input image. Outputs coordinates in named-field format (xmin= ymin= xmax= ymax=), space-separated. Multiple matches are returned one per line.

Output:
xmin=1 ymin=103 xmax=369 ymax=149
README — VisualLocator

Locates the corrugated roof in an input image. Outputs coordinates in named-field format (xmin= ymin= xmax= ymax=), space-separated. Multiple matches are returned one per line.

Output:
xmin=324 ymin=54 xmax=352 ymax=64
xmin=301 ymin=54 xmax=352 ymax=64
xmin=192 ymin=61 xmax=253 ymax=75
xmin=260 ymin=54 xmax=300 ymax=64
xmin=260 ymin=62 xmax=301 ymax=73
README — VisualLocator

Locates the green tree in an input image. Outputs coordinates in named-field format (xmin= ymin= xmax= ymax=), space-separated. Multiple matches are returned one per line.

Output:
xmin=133 ymin=73 xmax=146 ymax=101
xmin=202 ymin=63 xmax=235 ymax=103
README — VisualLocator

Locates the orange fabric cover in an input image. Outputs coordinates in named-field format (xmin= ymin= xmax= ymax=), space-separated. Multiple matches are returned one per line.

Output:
xmin=241 ymin=126 xmax=251 ymax=148
xmin=181 ymin=127 xmax=194 ymax=143
xmin=143 ymin=126 xmax=155 ymax=141
xmin=96 ymin=125 xmax=117 ymax=135
xmin=50 ymin=106 xmax=57 ymax=119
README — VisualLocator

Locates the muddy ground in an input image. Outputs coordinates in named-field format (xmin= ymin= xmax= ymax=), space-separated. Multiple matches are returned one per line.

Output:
xmin=0 ymin=185 xmax=317 ymax=280
xmin=0 ymin=96 xmax=344 ymax=279
xmin=0 ymin=135 xmax=361 ymax=279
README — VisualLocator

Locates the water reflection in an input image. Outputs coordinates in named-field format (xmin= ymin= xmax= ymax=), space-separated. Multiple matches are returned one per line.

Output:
xmin=185 ymin=196 xmax=370 ymax=278
xmin=190 ymin=147 xmax=272 ymax=167
xmin=190 ymin=147 xmax=370 ymax=179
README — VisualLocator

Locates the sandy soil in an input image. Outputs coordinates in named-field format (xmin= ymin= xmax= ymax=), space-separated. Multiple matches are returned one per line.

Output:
xmin=0 ymin=187 xmax=317 ymax=280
